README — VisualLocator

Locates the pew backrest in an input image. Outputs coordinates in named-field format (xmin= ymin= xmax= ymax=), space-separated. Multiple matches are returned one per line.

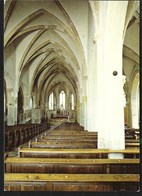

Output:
xmin=5 ymin=157 xmax=140 ymax=174
xmin=19 ymin=148 xmax=139 ymax=158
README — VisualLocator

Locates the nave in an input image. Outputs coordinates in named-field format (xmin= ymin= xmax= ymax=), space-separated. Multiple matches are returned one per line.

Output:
xmin=4 ymin=122 xmax=140 ymax=192
xmin=4 ymin=0 xmax=140 ymax=192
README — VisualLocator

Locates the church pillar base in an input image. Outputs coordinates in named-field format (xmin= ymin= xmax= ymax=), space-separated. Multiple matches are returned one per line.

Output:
xmin=108 ymin=153 xmax=124 ymax=159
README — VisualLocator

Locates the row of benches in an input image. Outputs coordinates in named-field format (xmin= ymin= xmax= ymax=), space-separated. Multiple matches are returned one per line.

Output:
xmin=4 ymin=122 xmax=139 ymax=152
xmin=5 ymin=149 xmax=140 ymax=191
xmin=5 ymin=122 xmax=49 ymax=152
xmin=29 ymin=125 xmax=139 ymax=149
xmin=4 ymin=122 xmax=140 ymax=191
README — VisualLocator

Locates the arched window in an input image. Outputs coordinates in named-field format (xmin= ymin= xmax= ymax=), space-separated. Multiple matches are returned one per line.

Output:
xmin=49 ymin=92 xmax=54 ymax=110
xmin=71 ymin=94 xmax=75 ymax=110
xmin=60 ymin=90 xmax=65 ymax=109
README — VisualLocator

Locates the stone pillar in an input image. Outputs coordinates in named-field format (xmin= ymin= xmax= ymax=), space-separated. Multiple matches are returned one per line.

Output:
xmin=76 ymin=97 xmax=80 ymax=124
xmin=53 ymin=93 xmax=56 ymax=112
xmin=131 ymin=73 xmax=139 ymax=128
xmin=127 ymin=94 xmax=132 ymax=128
xmin=32 ymin=92 xmax=37 ymax=108
xmin=23 ymin=94 xmax=30 ymax=111
xmin=56 ymin=90 xmax=60 ymax=112
xmin=65 ymin=90 xmax=69 ymax=114
xmin=87 ymin=41 xmax=97 ymax=132
xmin=37 ymin=91 xmax=41 ymax=108
xmin=80 ymin=102 xmax=84 ymax=127
xmin=95 ymin=1 xmax=128 ymax=158
xmin=7 ymin=89 xmax=18 ymax=125
xmin=83 ymin=96 xmax=87 ymax=130
xmin=79 ymin=89 xmax=84 ymax=127
xmin=32 ymin=108 xmax=41 ymax=124
xmin=7 ymin=104 xmax=15 ymax=125
xmin=83 ymin=76 xmax=87 ymax=130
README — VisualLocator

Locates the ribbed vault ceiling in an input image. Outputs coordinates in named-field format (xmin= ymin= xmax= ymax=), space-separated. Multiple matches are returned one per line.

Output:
xmin=4 ymin=0 xmax=139 ymax=101
xmin=4 ymin=0 xmax=86 ymax=99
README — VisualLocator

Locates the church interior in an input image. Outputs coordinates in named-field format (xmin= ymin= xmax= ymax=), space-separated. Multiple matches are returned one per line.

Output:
xmin=4 ymin=0 xmax=140 ymax=192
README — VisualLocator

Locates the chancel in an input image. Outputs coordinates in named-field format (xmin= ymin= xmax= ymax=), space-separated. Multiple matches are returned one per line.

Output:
xmin=4 ymin=0 xmax=140 ymax=192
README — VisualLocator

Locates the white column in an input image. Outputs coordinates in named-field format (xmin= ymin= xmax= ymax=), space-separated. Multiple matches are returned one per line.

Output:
xmin=83 ymin=96 xmax=87 ymax=130
xmin=83 ymin=76 xmax=88 ymax=130
xmin=131 ymin=73 xmax=139 ymax=128
xmin=23 ymin=94 xmax=30 ymax=111
xmin=76 ymin=96 xmax=80 ymax=124
xmin=65 ymin=90 xmax=69 ymax=114
xmin=80 ymin=102 xmax=84 ymax=127
xmin=56 ymin=90 xmax=60 ymax=112
xmin=95 ymin=1 xmax=128 ymax=158
xmin=87 ymin=41 xmax=98 ymax=132
xmin=32 ymin=92 xmax=37 ymax=108
xmin=80 ymin=101 xmax=84 ymax=127
xmin=78 ymin=88 xmax=84 ymax=127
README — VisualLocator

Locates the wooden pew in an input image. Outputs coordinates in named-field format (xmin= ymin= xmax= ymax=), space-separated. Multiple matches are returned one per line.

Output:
xmin=5 ymin=130 xmax=16 ymax=151
xmin=54 ymin=122 xmax=83 ymax=130
xmin=125 ymin=143 xmax=139 ymax=149
xmin=30 ymin=136 xmax=139 ymax=149
xmin=39 ymin=135 xmax=97 ymax=140
xmin=5 ymin=125 xmax=28 ymax=151
xmin=125 ymin=139 xmax=139 ymax=143
xmin=125 ymin=135 xmax=135 ymax=139
xmin=4 ymin=173 xmax=140 ymax=191
xmin=31 ymin=142 xmax=139 ymax=149
xmin=30 ymin=141 xmax=97 ymax=149
xmin=19 ymin=148 xmax=109 ymax=158
xmin=40 ymin=131 xmax=137 ymax=140
xmin=32 ymin=127 xmax=139 ymax=151
xmin=125 ymin=128 xmax=140 ymax=139
xmin=37 ymin=137 xmax=139 ymax=143
xmin=34 ymin=138 xmax=97 ymax=144
xmin=5 ymin=122 xmax=49 ymax=152
xmin=37 ymin=138 xmax=97 ymax=143
xmin=50 ymin=129 xmax=85 ymax=132
xmin=5 ymin=157 xmax=140 ymax=174
xmin=19 ymin=148 xmax=139 ymax=159
xmin=48 ymin=130 xmax=97 ymax=135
